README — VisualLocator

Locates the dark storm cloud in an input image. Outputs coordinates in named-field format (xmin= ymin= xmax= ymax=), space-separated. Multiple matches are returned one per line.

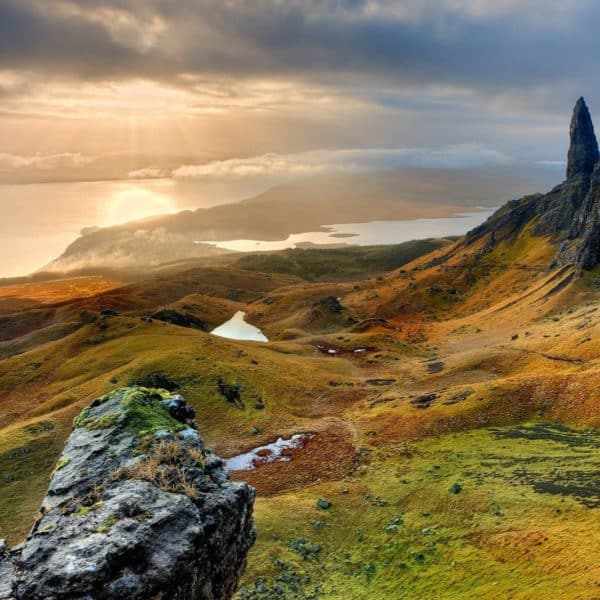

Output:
xmin=0 ymin=1 xmax=139 ymax=76
xmin=0 ymin=0 xmax=597 ymax=102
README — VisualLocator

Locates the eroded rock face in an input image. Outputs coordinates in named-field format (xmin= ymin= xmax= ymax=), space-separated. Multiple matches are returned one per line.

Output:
xmin=567 ymin=97 xmax=599 ymax=180
xmin=464 ymin=97 xmax=600 ymax=270
xmin=5 ymin=387 xmax=255 ymax=600
xmin=554 ymin=161 xmax=600 ymax=269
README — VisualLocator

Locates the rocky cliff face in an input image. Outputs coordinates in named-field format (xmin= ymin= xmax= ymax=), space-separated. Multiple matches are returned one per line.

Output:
xmin=0 ymin=388 xmax=255 ymax=600
xmin=464 ymin=97 xmax=600 ymax=270
xmin=554 ymin=161 xmax=600 ymax=269
xmin=566 ymin=97 xmax=599 ymax=180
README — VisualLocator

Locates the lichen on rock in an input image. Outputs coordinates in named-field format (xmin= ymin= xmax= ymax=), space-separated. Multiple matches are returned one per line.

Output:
xmin=4 ymin=387 xmax=256 ymax=600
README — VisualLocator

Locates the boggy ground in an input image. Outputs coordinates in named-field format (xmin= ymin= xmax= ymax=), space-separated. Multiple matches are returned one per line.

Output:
xmin=0 ymin=232 xmax=598 ymax=598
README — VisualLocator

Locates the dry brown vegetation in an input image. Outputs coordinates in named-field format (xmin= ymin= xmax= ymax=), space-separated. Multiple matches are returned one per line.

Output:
xmin=113 ymin=441 xmax=205 ymax=500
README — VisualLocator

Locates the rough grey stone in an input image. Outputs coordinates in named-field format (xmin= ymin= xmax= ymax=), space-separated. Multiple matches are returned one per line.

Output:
xmin=554 ymin=161 xmax=600 ymax=269
xmin=567 ymin=97 xmax=599 ymax=180
xmin=8 ymin=387 xmax=255 ymax=600
xmin=0 ymin=539 xmax=14 ymax=600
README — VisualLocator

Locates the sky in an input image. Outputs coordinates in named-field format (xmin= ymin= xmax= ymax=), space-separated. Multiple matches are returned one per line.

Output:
xmin=0 ymin=0 xmax=598 ymax=183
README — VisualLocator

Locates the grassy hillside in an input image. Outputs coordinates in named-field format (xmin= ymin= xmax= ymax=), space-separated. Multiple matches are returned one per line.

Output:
xmin=0 ymin=230 xmax=598 ymax=598
xmin=231 ymin=239 xmax=454 ymax=281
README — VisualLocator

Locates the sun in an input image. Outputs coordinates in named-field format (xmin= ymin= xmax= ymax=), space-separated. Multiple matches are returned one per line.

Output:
xmin=102 ymin=182 xmax=177 ymax=225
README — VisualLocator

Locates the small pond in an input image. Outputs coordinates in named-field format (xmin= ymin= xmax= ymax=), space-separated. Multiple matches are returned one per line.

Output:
xmin=224 ymin=433 xmax=314 ymax=472
xmin=210 ymin=311 xmax=268 ymax=342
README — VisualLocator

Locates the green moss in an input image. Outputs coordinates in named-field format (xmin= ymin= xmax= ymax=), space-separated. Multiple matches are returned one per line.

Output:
xmin=87 ymin=412 xmax=121 ymax=430
xmin=73 ymin=408 xmax=120 ymax=430
xmin=118 ymin=387 xmax=186 ymax=437
xmin=75 ymin=501 xmax=104 ymax=517
xmin=72 ymin=407 xmax=91 ymax=428
xmin=95 ymin=513 xmax=118 ymax=533
xmin=73 ymin=387 xmax=186 ymax=438
xmin=50 ymin=456 xmax=71 ymax=476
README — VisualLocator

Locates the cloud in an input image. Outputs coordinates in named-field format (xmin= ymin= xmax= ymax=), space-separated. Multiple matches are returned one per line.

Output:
xmin=0 ymin=152 xmax=93 ymax=170
xmin=0 ymin=0 xmax=598 ymax=168
xmin=172 ymin=145 xmax=509 ymax=180
xmin=128 ymin=167 xmax=169 ymax=179
xmin=0 ymin=0 xmax=597 ymax=101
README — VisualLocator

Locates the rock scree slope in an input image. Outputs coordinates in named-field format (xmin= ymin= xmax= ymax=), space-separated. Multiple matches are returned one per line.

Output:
xmin=0 ymin=387 xmax=256 ymax=600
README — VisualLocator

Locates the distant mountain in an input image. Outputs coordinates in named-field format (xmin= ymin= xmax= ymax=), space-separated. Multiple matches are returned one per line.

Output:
xmin=45 ymin=165 xmax=559 ymax=273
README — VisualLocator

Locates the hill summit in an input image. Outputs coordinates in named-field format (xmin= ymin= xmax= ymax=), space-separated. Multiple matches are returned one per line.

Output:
xmin=465 ymin=97 xmax=600 ymax=270
xmin=566 ymin=96 xmax=599 ymax=179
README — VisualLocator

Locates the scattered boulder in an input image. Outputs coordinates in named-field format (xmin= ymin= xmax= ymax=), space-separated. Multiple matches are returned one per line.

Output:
xmin=365 ymin=378 xmax=396 ymax=386
xmin=150 ymin=309 xmax=208 ymax=331
xmin=218 ymin=378 xmax=244 ymax=409
xmin=312 ymin=297 xmax=345 ymax=314
xmin=426 ymin=361 xmax=444 ymax=374
xmin=316 ymin=498 xmax=331 ymax=510
xmin=442 ymin=390 xmax=474 ymax=405
xmin=7 ymin=387 xmax=255 ymax=599
xmin=130 ymin=371 xmax=181 ymax=392
xmin=288 ymin=539 xmax=323 ymax=559
xmin=411 ymin=393 xmax=437 ymax=408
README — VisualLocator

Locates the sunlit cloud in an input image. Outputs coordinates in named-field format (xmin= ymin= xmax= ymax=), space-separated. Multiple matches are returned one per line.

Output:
xmin=0 ymin=152 xmax=93 ymax=170
xmin=172 ymin=145 xmax=510 ymax=180
xmin=128 ymin=167 xmax=169 ymax=179
xmin=0 ymin=0 xmax=597 ymax=174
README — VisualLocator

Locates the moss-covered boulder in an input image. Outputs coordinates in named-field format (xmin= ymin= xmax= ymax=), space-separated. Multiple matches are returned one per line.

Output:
xmin=8 ymin=387 xmax=255 ymax=600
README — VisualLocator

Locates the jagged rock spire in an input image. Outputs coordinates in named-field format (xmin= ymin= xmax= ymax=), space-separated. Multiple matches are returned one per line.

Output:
xmin=566 ymin=97 xmax=599 ymax=179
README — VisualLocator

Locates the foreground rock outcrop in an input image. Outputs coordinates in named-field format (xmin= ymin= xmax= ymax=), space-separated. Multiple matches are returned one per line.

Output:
xmin=1 ymin=387 xmax=255 ymax=599
xmin=465 ymin=97 xmax=600 ymax=271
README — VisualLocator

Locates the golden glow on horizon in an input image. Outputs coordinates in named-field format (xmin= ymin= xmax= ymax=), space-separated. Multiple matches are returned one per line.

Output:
xmin=0 ymin=75 xmax=361 ymax=121
xmin=102 ymin=182 xmax=176 ymax=225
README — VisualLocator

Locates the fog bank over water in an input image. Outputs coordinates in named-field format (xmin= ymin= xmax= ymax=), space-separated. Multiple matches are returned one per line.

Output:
xmin=0 ymin=178 xmax=267 ymax=277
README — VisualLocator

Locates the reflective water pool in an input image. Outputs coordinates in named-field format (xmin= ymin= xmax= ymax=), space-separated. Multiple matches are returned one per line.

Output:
xmin=210 ymin=311 xmax=268 ymax=342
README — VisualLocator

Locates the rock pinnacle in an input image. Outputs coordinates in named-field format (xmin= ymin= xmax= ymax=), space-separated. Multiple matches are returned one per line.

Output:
xmin=566 ymin=97 xmax=599 ymax=179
